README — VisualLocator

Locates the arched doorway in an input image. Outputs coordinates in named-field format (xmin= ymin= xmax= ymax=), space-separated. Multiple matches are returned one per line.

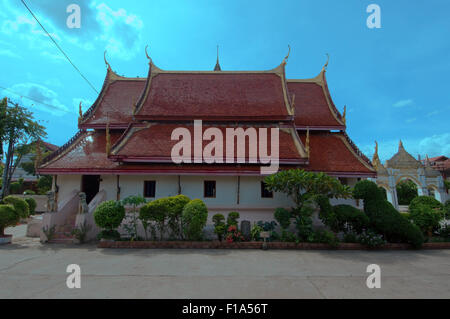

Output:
xmin=396 ymin=178 xmax=419 ymax=206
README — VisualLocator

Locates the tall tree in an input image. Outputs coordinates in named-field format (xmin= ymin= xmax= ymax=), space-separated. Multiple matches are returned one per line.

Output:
xmin=0 ymin=98 xmax=46 ymax=199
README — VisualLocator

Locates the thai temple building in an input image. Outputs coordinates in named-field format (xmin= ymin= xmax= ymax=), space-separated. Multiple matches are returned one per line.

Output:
xmin=37 ymin=49 xmax=376 ymax=239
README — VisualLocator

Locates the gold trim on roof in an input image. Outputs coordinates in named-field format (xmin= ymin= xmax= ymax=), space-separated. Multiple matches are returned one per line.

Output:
xmin=110 ymin=123 xmax=153 ymax=156
xmin=287 ymin=68 xmax=345 ymax=126
xmin=337 ymin=134 xmax=376 ymax=172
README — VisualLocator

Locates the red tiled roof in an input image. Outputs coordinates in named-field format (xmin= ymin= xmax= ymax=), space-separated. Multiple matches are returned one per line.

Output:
xmin=80 ymin=74 xmax=146 ymax=129
xmin=38 ymin=130 xmax=303 ymax=175
xmin=298 ymin=131 xmax=375 ymax=177
xmin=42 ymin=141 xmax=59 ymax=152
xmin=111 ymin=123 xmax=307 ymax=164
xmin=287 ymin=80 xmax=344 ymax=129
xmin=135 ymin=72 xmax=292 ymax=121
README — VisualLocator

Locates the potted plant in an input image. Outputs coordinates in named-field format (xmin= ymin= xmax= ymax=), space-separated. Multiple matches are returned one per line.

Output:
xmin=0 ymin=205 xmax=20 ymax=245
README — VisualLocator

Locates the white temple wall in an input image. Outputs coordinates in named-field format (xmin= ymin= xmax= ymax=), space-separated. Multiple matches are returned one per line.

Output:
xmin=55 ymin=175 xmax=80 ymax=210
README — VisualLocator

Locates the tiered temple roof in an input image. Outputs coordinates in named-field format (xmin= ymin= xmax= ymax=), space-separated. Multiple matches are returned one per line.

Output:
xmin=39 ymin=52 xmax=375 ymax=177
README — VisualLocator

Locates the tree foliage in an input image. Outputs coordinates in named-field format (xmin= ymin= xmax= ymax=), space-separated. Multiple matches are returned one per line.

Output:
xmin=0 ymin=98 xmax=46 ymax=199
xmin=396 ymin=179 xmax=418 ymax=205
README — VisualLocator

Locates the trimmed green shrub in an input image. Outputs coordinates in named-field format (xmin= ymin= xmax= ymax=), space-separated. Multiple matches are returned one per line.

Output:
xmin=24 ymin=197 xmax=37 ymax=215
xmin=139 ymin=198 xmax=170 ymax=240
xmin=227 ymin=211 xmax=240 ymax=227
xmin=274 ymin=208 xmax=291 ymax=230
xmin=409 ymin=204 xmax=443 ymax=236
xmin=309 ymin=229 xmax=339 ymax=247
xmin=331 ymin=205 xmax=369 ymax=234
xmin=181 ymin=199 xmax=208 ymax=240
xmin=409 ymin=196 xmax=443 ymax=212
xmin=212 ymin=213 xmax=226 ymax=241
xmin=23 ymin=190 xmax=36 ymax=195
xmin=353 ymin=180 xmax=424 ymax=248
xmin=3 ymin=196 xmax=30 ymax=219
xmin=445 ymin=200 xmax=450 ymax=219
xmin=94 ymin=200 xmax=125 ymax=232
xmin=0 ymin=205 xmax=19 ymax=236
xmin=167 ymin=195 xmax=191 ymax=239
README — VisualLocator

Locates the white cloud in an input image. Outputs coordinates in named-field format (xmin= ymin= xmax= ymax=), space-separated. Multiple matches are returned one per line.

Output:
xmin=393 ymin=99 xmax=413 ymax=108
xmin=1 ymin=83 xmax=70 ymax=116
xmin=0 ymin=49 xmax=21 ymax=59
xmin=361 ymin=133 xmax=450 ymax=162
xmin=0 ymin=0 xmax=145 ymax=62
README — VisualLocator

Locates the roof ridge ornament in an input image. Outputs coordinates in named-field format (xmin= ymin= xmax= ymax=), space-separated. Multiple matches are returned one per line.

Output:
xmin=104 ymin=50 xmax=111 ymax=70
xmin=145 ymin=45 xmax=152 ymax=64
xmin=342 ymin=105 xmax=346 ymax=125
xmin=322 ymin=53 xmax=329 ymax=71
xmin=214 ymin=45 xmax=222 ymax=71
xmin=78 ymin=102 xmax=82 ymax=124
xmin=282 ymin=45 xmax=291 ymax=65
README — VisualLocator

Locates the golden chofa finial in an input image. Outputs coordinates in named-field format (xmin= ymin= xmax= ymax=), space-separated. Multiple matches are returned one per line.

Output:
xmin=305 ymin=127 xmax=310 ymax=157
xmin=78 ymin=102 xmax=83 ymax=124
xmin=342 ymin=105 xmax=346 ymax=125
xmin=104 ymin=50 xmax=111 ymax=70
xmin=105 ymin=121 xmax=111 ymax=155
xmin=145 ymin=45 xmax=152 ymax=64
xmin=322 ymin=53 xmax=329 ymax=71
xmin=282 ymin=45 xmax=291 ymax=65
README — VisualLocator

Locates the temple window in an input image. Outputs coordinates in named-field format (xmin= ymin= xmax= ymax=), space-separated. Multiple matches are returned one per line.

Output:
xmin=144 ymin=180 xmax=156 ymax=198
xmin=261 ymin=181 xmax=273 ymax=198
xmin=204 ymin=181 xmax=216 ymax=198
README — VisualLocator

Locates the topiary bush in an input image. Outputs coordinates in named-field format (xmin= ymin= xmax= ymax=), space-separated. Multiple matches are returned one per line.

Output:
xmin=331 ymin=205 xmax=369 ymax=234
xmin=212 ymin=213 xmax=226 ymax=241
xmin=409 ymin=204 xmax=444 ymax=237
xmin=409 ymin=196 xmax=443 ymax=213
xmin=3 ymin=196 xmax=30 ymax=219
xmin=93 ymin=200 xmax=125 ymax=236
xmin=167 ymin=195 xmax=191 ymax=239
xmin=181 ymin=199 xmax=208 ymax=241
xmin=445 ymin=200 xmax=450 ymax=219
xmin=139 ymin=198 xmax=170 ymax=240
xmin=353 ymin=180 xmax=424 ymax=248
xmin=274 ymin=208 xmax=291 ymax=230
xmin=227 ymin=211 xmax=240 ymax=227
xmin=24 ymin=197 xmax=37 ymax=215
xmin=23 ymin=190 xmax=36 ymax=195
xmin=0 ymin=205 xmax=19 ymax=236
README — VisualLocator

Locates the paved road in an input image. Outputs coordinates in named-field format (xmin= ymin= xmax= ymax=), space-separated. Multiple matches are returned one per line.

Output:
xmin=1 ymin=229 xmax=449 ymax=298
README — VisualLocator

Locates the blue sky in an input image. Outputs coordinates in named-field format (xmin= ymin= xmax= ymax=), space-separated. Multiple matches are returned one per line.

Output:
xmin=0 ymin=0 xmax=449 ymax=161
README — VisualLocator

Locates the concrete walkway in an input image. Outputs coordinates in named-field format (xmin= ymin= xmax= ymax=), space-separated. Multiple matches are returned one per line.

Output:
xmin=1 ymin=229 xmax=449 ymax=298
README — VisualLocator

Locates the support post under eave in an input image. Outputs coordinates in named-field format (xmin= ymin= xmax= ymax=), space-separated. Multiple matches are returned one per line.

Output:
xmin=54 ymin=175 xmax=59 ymax=211
xmin=178 ymin=175 xmax=181 ymax=195
xmin=237 ymin=176 xmax=240 ymax=205
xmin=116 ymin=175 xmax=121 ymax=201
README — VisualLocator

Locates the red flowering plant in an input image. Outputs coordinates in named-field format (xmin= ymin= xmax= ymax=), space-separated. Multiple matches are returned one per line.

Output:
xmin=225 ymin=225 xmax=245 ymax=243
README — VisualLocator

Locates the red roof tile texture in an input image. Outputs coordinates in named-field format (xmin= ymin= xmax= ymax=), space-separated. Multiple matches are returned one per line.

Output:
xmin=81 ymin=80 xmax=146 ymax=127
xmin=287 ymin=81 xmax=343 ymax=128
xmin=136 ymin=73 xmax=291 ymax=120
xmin=298 ymin=131 xmax=375 ymax=176
xmin=38 ymin=130 xmax=301 ymax=175
xmin=112 ymin=123 xmax=304 ymax=163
